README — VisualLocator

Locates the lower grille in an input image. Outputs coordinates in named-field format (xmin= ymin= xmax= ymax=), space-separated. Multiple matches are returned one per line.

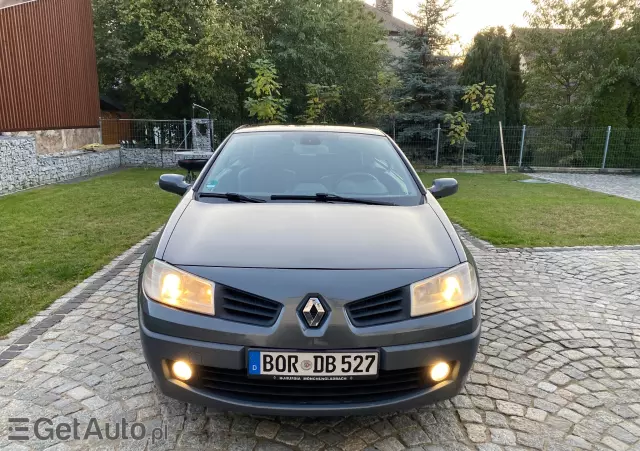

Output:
xmin=195 ymin=366 xmax=431 ymax=404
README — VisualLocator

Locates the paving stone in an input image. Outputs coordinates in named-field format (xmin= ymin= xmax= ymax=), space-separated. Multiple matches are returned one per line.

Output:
xmin=374 ymin=437 xmax=405 ymax=451
xmin=496 ymin=401 xmax=525 ymax=417
xmin=457 ymin=408 xmax=482 ymax=423
xmin=275 ymin=426 xmax=305 ymax=446
xmin=1 ymin=230 xmax=638 ymax=450
xmin=65 ymin=386 xmax=94 ymax=401
xmin=465 ymin=424 xmax=487 ymax=443
xmin=490 ymin=428 xmax=517 ymax=446
xmin=256 ymin=420 xmax=281 ymax=439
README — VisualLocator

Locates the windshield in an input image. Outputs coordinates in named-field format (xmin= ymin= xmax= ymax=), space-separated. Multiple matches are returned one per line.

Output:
xmin=199 ymin=131 xmax=421 ymax=205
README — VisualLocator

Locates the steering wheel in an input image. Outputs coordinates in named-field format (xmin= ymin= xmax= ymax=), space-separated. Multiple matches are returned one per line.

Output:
xmin=336 ymin=172 xmax=381 ymax=185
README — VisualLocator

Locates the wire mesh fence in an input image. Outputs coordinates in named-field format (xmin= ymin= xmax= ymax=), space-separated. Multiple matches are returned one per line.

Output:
xmin=100 ymin=118 xmax=215 ymax=151
xmin=380 ymin=122 xmax=640 ymax=170
xmin=100 ymin=118 xmax=640 ymax=170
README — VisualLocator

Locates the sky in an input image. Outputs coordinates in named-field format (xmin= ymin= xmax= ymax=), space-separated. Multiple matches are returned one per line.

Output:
xmin=364 ymin=0 xmax=535 ymax=54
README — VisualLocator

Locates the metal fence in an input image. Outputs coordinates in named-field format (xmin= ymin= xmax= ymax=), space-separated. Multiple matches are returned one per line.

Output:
xmin=100 ymin=118 xmax=640 ymax=170
xmin=100 ymin=118 xmax=215 ymax=151
xmin=378 ymin=123 xmax=640 ymax=170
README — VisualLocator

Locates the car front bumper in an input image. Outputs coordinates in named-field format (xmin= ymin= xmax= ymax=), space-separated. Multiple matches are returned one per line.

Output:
xmin=139 ymin=313 xmax=480 ymax=416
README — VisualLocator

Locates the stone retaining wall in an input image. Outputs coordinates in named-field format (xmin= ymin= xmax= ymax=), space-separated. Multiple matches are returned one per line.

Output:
xmin=0 ymin=136 xmax=38 ymax=194
xmin=0 ymin=136 xmax=119 ymax=195
xmin=1 ymin=139 xmax=213 ymax=195
xmin=120 ymin=148 xmax=182 ymax=168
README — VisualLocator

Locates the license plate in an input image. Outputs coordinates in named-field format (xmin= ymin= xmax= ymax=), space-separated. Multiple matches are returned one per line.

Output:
xmin=247 ymin=350 xmax=379 ymax=380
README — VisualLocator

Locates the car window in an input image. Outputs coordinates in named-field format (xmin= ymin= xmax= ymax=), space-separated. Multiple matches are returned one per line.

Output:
xmin=199 ymin=131 xmax=421 ymax=205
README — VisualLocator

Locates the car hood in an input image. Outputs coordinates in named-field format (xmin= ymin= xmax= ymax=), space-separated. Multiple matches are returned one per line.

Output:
xmin=162 ymin=201 xmax=460 ymax=269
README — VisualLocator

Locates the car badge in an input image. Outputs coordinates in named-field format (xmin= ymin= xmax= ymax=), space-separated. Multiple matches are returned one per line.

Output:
xmin=302 ymin=297 xmax=325 ymax=327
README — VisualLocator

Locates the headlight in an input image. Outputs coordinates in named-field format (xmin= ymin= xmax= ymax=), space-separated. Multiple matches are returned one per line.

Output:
xmin=410 ymin=263 xmax=478 ymax=317
xmin=142 ymin=259 xmax=214 ymax=316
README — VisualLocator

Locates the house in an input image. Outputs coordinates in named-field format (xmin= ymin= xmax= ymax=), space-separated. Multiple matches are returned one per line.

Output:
xmin=0 ymin=0 xmax=100 ymax=154
xmin=363 ymin=0 xmax=415 ymax=58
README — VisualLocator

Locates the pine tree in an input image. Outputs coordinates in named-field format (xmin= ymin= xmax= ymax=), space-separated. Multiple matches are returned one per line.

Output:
xmin=460 ymin=27 xmax=523 ymax=128
xmin=394 ymin=0 xmax=462 ymax=149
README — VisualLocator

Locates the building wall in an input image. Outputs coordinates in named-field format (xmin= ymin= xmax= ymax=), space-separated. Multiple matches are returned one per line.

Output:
xmin=0 ymin=0 xmax=100 ymax=132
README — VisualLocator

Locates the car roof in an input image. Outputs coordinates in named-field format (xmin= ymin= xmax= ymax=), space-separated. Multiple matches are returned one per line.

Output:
xmin=233 ymin=125 xmax=386 ymax=136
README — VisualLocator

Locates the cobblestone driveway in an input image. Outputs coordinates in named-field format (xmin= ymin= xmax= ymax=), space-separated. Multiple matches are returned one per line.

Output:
xmin=531 ymin=173 xmax=640 ymax=202
xmin=1 ymin=233 xmax=640 ymax=451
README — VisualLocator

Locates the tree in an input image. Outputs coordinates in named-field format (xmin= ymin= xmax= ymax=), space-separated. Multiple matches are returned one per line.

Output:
xmin=258 ymin=0 xmax=388 ymax=122
xmin=444 ymin=83 xmax=496 ymax=165
xmin=93 ymin=0 xmax=254 ymax=118
xmin=93 ymin=0 xmax=388 ymax=122
xmin=518 ymin=0 xmax=639 ymax=126
xmin=244 ymin=59 xmax=290 ymax=123
xmin=298 ymin=84 xmax=342 ymax=124
xmin=393 ymin=0 xmax=462 ymax=145
xmin=363 ymin=71 xmax=406 ymax=125
xmin=460 ymin=27 xmax=523 ymax=127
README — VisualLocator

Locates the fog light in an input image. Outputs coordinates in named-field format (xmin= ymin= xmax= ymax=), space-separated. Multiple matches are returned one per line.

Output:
xmin=429 ymin=362 xmax=451 ymax=382
xmin=172 ymin=361 xmax=193 ymax=381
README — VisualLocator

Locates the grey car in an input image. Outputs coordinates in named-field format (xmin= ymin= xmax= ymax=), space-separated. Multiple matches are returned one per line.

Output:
xmin=138 ymin=125 xmax=480 ymax=416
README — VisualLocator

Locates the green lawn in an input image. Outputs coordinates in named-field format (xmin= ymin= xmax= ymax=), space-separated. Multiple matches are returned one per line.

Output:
xmin=2 ymin=169 xmax=639 ymax=336
xmin=420 ymin=172 xmax=640 ymax=248
xmin=0 ymin=169 xmax=180 ymax=337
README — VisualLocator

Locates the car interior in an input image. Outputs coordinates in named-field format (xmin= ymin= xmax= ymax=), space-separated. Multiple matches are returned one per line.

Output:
xmin=203 ymin=133 xmax=415 ymax=197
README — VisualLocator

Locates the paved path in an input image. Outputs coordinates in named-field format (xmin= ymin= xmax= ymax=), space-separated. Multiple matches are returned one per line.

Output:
xmin=530 ymin=173 xmax=640 ymax=201
xmin=1 ymin=233 xmax=640 ymax=451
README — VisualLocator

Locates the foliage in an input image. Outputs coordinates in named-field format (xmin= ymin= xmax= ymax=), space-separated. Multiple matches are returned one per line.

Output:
xmin=443 ymin=112 xmax=469 ymax=146
xmin=518 ymin=0 xmax=640 ymax=127
xmin=244 ymin=59 xmax=290 ymax=123
xmin=363 ymin=71 xmax=405 ymax=123
xmin=460 ymin=27 xmax=523 ymax=127
xmin=93 ymin=0 xmax=387 ymax=122
xmin=444 ymin=83 xmax=496 ymax=145
xmin=298 ymin=84 xmax=342 ymax=124
xmin=93 ymin=0 xmax=252 ymax=118
xmin=393 ymin=0 xmax=462 ymax=144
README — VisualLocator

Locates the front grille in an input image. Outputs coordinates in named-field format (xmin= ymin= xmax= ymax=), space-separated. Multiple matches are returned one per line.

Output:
xmin=215 ymin=285 xmax=281 ymax=327
xmin=196 ymin=366 xmax=430 ymax=404
xmin=346 ymin=288 xmax=409 ymax=327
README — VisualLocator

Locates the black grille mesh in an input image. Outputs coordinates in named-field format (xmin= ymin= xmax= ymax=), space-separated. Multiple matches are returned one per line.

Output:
xmin=216 ymin=285 xmax=281 ymax=326
xmin=196 ymin=366 xmax=430 ymax=404
xmin=346 ymin=288 xmax=408 ymax=327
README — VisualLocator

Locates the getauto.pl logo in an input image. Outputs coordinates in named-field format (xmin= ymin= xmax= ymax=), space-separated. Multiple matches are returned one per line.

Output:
xmin=7 ymin=417 xmax=168 ymax=443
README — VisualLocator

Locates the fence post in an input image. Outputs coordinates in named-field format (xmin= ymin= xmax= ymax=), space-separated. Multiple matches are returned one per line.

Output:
xmin=435 ymin=124 xmax=441 ymax=167
xmin=98 ymin=117 xmax=103 ymax=145
xmin=498 ymin=121 xmax=507 ymax=174
xmin=210 ymin=119 xmax=216 ymax=152
xmin=518 ymin=125 xmax=527 ymax=168
xmin=601 ymin=126 xmax=611 ymax=170
xmin=183 ymin=119 xmax=188 ymax=150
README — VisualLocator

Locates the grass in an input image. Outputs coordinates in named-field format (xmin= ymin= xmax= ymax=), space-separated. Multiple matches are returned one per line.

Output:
xmin=0 ymin=169 xmax=180 ymax=337
xmin=2 ymin=168 xmax=638 ymax=336
xmin=419 ymin=172 xmax=640 ymax=248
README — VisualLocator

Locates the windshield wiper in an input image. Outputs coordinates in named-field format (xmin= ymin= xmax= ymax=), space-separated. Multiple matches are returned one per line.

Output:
xmin=270 ymin=193 xmax=397 ymax=206
xmin=199 ymin=192 xmax=266 ymax=203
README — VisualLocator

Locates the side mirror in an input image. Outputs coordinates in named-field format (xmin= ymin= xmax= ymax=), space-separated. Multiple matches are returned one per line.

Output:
xmin=428 ymin=178 xmax=458 ymax=199
xmin=159 ymin=174 xmax=191 ymax=196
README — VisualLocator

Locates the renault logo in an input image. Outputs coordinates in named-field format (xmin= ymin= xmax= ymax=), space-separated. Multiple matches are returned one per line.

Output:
xmin=302 ymin=297 xmax=326 ymax=327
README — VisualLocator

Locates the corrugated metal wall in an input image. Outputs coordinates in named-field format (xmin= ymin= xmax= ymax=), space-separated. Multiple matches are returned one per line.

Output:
xmin=0 ymin=0 xmax=100 ymax=132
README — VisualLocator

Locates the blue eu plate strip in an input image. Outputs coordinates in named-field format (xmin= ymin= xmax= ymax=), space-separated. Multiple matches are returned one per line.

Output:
xmin=248 ymin=351 xmax=261 ymax=375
